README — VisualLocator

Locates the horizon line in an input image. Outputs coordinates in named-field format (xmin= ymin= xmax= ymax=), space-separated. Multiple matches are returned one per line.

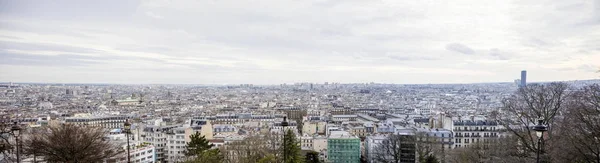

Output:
xmin=1 ymin=78 xmax=598 ymax=86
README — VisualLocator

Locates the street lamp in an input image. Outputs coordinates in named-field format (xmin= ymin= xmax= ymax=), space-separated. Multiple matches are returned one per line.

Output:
xmin=124 ymin=119 xmax=131 ymax=163
xmin=11 ymin=122 xmax=21 ymax=163
xmin=532 ymin=119 xmax=547 ymax=163
xmin=281 ymin=116 xmax=289 ymax=163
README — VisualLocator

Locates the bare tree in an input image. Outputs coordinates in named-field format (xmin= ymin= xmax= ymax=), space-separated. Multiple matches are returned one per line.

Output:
xmin=551 ymin=84 xmax=600 ymax=163
xmin=221 ymin=134 xmax=282 ymax=163
xmin=373 ymin=134 xmax=417 ymax=163
xmin=0 ymin=121 xmax=18 ymax=162
xmin=22 ymin=124 xmax=122 ymax=162
xmin=447 ymin=136 xmax=529 ymax=163
xmin=496 ymin=82 xmax=569 ymax=159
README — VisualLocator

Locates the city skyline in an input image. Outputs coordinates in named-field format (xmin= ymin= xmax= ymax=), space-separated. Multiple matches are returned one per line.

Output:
xmin=1 ymin=0 xmax=599 ymax=84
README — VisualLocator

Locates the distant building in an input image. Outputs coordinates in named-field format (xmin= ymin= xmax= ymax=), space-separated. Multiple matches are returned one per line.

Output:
xmin=281 ymin=107 xmax=307 ymax=121
xmin=112 ymin=97 xmax=142 ymax=106
xmin=303 ymin=121 xmax=327 ymax=135
xmin=327 ymin=131 xmax=361 ymax=163
xmin=520 ymin=70 xmax=527 ymax=87
xmin=64 ymin=116 xmax=128 ymax=129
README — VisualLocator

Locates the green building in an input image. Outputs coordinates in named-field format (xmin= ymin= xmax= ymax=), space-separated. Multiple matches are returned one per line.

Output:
xmin=327 ymin=131 xmax=361 ymax=163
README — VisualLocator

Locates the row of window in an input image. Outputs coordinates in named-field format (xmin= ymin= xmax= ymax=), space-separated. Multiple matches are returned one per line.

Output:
xmin=168 ymin=135 xmax=185 ymax=139
xmin=455 ymin=132 xmax=498 ymax=137
xmin=455 ymin=127 xmax=497 ymax=131
xmin=168 ymin=140 xmax=185 ymax=144
xmin=169 ymin=145 xmax=185 ymax=149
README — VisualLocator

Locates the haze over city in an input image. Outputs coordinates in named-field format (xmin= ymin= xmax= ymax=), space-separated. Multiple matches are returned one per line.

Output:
xmin=1 ymin=0 xmax=599 ymax=84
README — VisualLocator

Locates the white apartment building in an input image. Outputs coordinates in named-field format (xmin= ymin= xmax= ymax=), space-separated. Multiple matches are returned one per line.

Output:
xmin=331 ymin=115 xmax=358 ymax=123
xmin=105 ymin=135 xmax=156 ymax=163
xmin=140 ymin=119 xmax=213 ymax=163
xmin=165 ymin=127 xmax=187 ymax=163
xmin=300 ymin=135 xmax=314 ymax=150
xmin=118 ymin=143 xmax=156 ymax=163
xmin=64 ymin=116 xmax=129 ymax=129
xmin=452 ymin=120 xmax=501 ymax=148
xmin=271 ymin=121 xmax=298 ymax=134
xmin=141 ymin=125 xmax=178 ymax=162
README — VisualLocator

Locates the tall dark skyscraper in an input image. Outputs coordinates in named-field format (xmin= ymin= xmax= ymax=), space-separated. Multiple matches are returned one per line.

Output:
xmin=520 ymin=70 xmax=527 ymax=87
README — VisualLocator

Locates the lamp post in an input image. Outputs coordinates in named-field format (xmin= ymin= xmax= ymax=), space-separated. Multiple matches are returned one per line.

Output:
xmin=281 ymin=116 xmax=289 ymax=163
xmin=11 ymin=122 xmax=21 ymax=163
xmin=124 ymin=119 xmax=131 ymax=163
xmin=595 ymin=136 xmax=599 ymax=163
xmin=532 ymin=119 xmax=547 ymax=163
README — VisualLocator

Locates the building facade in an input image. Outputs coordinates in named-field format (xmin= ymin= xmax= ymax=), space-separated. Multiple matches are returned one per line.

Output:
xmin=327 ymin=131 xmax=361 ymax=163
xmin=453 ymin=120 xmax=500 ymax=148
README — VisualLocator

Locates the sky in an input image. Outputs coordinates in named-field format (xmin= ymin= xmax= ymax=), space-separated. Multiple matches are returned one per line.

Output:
xmin=0 ymin=0 xmax=599 ymax=85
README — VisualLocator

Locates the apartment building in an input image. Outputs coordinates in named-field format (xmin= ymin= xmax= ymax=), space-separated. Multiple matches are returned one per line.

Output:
xmin=64 ymin=115 xmax=129 ymax=129
xmin=165 ymin=127 xmax=187 ymax=163
xmin=141 ymin=125 xmax=178 ymax=162
xmin=452 ymin=120 xmax=500 ymax=148
xmin=105 ymin=135 xmax=156 ymax=163
xmin=327 ymin=131 xmax=361 ymax=163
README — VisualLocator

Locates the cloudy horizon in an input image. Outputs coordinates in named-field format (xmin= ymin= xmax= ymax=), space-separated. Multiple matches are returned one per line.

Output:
xmin=0 ymin=0 xmax=599 ymax=85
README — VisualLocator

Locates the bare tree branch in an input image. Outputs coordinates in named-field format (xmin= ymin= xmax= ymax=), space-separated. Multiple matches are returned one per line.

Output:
xmin=22 ymin=124 xmax=123 ymax=162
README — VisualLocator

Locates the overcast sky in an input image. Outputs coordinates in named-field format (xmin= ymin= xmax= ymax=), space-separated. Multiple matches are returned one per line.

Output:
xmin=0 ymin=0 xmax=598 ymax=84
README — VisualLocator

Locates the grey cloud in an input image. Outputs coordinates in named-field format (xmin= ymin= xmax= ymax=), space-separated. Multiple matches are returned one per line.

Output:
xmin=556 ymin=64 xmax=599 ymax=72
xmin=115 ymin=45 xmax=174 ymax=54
xmin=445 ymin=43 xmax=474 ymax=55
xmin=0 ymin=40 xmax=103 ymax=54
xmin=0 ymin=0 xmax=139 ymax=22
xmin=0 ymin=52 xmax=102 ymax=67
xmin=0 ymin=21 xmax=96 ymax=39
xmin=0 ymin=35 xmax=21 ymax=39
xmin=523 ymin=37 xmax=562 ymax=48
xmin=578 ymin=64 xmax=599 ymax=72
xmin=182 ymin=62 xmax=266 ymax=74
xmin=387 ymin=55 xmax=436 ymax=61
xmin=0 ymin=48 xmax=167 ymax=67
xmin=489 ymin=49 xmax=510 ymax=60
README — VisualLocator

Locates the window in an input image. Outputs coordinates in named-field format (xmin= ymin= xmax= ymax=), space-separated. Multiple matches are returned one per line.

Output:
xmin=465 ymin=139 xmax=469 ymax=143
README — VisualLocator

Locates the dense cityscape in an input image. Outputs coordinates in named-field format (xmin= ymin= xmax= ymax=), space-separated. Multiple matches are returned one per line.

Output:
xmin=1 ymin=71 xmax=599 ymax=162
